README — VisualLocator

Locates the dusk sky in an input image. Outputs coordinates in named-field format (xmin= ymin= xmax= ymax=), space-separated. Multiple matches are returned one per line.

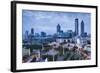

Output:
xmin=22 ymin=10 xmax=91 ymax=35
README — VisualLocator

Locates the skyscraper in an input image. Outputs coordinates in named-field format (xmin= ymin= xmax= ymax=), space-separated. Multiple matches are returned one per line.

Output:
xmin=41 ymin=32 xmax=46 ymax=37
xmin=81 ymin=20 xmax=84 ymax=36
xmin=75 ymin=18 xmax=79 ymax=36
xmin=57 ymin=24 xmax=61 ymax=33
xmin=30 ymin=28 xmax=34 ymax=40
xmin=31 ymin=28 xmax=34 ymax=35
xmin=24 ymin=30 xmax=29 ymax=40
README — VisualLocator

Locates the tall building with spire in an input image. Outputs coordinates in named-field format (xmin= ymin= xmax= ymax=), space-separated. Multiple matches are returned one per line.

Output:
xmin=81 ymin=20 xmax=84 ymax=36
xmin=75 ymin=18 xmax=79 ymax=36
xmin=57 ymin=24 xmax=61 ymax=33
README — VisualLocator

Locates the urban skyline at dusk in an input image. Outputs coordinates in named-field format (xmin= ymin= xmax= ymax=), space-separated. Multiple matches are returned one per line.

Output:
xmin=22 ymin=10 xmax=91 ymax=35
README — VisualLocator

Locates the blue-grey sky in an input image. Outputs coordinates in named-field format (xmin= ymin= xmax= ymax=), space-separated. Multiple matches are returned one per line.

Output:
xmin=22 ymin=10 xmax=91 ymax=35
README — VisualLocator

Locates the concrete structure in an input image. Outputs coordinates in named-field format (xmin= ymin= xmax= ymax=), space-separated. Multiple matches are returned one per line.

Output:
xmin=81 ymin=20 xmax=84 ymax=36
xmin=75 ymin=18 xmax=79 ymax=36
xmin=57 ymin=24 xmax=61 ymax=33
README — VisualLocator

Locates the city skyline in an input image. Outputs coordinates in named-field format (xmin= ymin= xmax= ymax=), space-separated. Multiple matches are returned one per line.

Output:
xmin=22 ymin=10 xmax=91 ymax=35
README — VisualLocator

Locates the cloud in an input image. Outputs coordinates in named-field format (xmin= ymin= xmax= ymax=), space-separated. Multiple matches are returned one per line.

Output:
xmin=22 ymin=10 xmax=91 ymax=35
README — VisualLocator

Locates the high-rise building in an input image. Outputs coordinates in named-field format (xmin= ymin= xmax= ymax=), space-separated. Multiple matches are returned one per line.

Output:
xmin=57 ymin=24 xmax=61 ymax=33
xmin=24 ymin=30 xmax=29 ymax=40
xmin=30 ymin=28 xmax=34 ymax=40
xmin=75 ymin=18 xmax=79 ymax=36
xmin=41 ymin=32 xmax=46 ymax=37
xmin=35 ymin=33 xmax=40 ymax=37
xmin=81 ymin=20 xmax=84 ymax=36
xmin=31 ymin=28 xmax=34 ymax=35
